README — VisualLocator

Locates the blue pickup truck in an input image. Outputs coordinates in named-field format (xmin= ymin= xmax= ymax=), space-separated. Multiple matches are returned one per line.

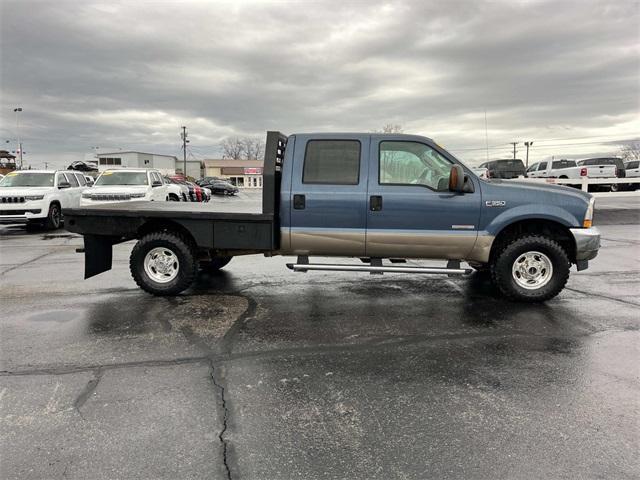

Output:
xmin=64 ymin=131 xmax=600 ymax=302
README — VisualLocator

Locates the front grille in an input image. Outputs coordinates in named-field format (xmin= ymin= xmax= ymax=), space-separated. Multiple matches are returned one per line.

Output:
xmin=0 ymin=196 xmax=26 ymax=204
xmin=89 ymin=194 xmax=132 ymax=201
xmin=0 ymin=209 xmax=41 ymax=215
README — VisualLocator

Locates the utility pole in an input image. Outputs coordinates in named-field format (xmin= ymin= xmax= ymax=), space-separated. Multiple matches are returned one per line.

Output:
xmin=14 ymin=107 xmax=23 ymax=168
xmin=181 ymin=126 xmax=189 ymax=178
xmin=510 ymin=142 xmax=518 ymax=160
xmin=524 ymin=141 xmax=533 ymax=168
xmin=484 ymin=109 xmax=489 ymax=162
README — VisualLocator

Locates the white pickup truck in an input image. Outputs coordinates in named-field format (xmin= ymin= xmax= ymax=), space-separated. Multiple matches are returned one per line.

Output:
xmin=80 ymin=168 xmax=169 ymax=206
xmin=0 ymin=170 xmax=88 ymax=229
xmin=526 ymin=159 xmax=616 ymax=179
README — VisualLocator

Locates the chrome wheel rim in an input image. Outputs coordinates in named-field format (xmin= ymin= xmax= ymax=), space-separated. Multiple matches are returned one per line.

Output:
xmin=144 ymin=247 xmax=179 ymax=283
xmin=512 ymin=251 xmax=553 ymax=290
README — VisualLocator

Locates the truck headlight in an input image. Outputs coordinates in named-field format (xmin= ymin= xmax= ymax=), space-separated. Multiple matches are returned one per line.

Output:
xmin=583 ymin=197 xmax=595 ymax=228
xmin=81 ymin=192 xmax=93 ymax=199
xmin=25 ymin=195 xmax=44 ymax=201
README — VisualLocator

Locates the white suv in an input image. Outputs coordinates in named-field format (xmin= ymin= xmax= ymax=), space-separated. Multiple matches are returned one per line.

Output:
xmin=0 ymin=170 xmax=88 ymax=229
xmin=81 ymin=169 xmax=169 ymax=206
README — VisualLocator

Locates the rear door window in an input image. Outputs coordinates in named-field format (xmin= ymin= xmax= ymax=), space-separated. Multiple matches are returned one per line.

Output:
xmin=303 ymin=140 xmax=360 ymax=185
xmin=65 ymin=173 xmax=79 ymax=187
xmin=75 ymin=173 xmax=86 ymax=186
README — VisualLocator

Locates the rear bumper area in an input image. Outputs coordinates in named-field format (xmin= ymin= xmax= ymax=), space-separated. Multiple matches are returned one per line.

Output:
xmin=570 ymin=227 xmax=600 ymax=261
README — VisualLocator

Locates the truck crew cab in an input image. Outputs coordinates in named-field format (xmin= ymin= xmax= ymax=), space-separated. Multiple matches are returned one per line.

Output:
xmin=64 ymin=131 xmax=600 ymax=302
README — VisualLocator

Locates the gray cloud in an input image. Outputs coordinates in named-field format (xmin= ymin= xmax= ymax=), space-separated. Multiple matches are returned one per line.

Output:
xmin=1 ymin=0 xmax=638 ymax=168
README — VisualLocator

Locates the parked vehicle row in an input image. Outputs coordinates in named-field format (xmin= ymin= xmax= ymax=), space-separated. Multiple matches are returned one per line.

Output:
xmin=525 ymin=159 xmax=616 ymax=179
xmin=478 ymin=157 xmax=638 ymax=191
xmin=0 ymin=168 xmax=215 ymax=230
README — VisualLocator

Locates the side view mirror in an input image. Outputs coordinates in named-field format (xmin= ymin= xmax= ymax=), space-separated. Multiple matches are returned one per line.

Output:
xmin=58 ymin=181 xmax=71 ymax=189
xmin=152 ymin=180 xmax=162 ymax=187
xmin=449 ymin=165 xmax=475 ymax=193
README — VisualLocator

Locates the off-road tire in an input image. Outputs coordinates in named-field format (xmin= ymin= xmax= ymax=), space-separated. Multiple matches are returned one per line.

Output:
xmin=130 ymin=231 xmax=197 ymax=296
xmin=200 ymin=256 xmax=232 ymax=272
xmin=44 ymin=202 xmax=61 ymax=230
xmin=490 ymin=235 xmax=570 ymax=303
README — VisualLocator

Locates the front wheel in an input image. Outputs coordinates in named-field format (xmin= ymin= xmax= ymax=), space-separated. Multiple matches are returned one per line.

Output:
xmin=130 ymin=231 xmax=197 ymax=295
xmin=490 ymin=235 xmax=570 ymax=302
xmin=44 ymin=203 xmax=61 ymax=230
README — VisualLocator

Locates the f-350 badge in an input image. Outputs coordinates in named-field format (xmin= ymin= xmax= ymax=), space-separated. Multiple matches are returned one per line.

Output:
xmin=485 ymin=200 xmax=506 ymax=207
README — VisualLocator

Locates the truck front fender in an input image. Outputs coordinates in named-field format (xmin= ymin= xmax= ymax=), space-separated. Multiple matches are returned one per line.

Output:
xmin=484 ymin=204 xmax=581 ymax=237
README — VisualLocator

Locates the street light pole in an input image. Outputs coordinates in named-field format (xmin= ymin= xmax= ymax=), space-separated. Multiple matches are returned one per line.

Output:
xmin=13 ymin=107 xmax=23 ymax=168
xmin=524 ymin=141 xmax=533 ymax=168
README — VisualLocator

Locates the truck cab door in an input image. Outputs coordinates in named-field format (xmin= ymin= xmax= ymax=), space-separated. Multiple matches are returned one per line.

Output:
xmin=287 ymin=134 xmax=370 ymax=256
xmin=365 ymin=137 xmax=481 ymax=260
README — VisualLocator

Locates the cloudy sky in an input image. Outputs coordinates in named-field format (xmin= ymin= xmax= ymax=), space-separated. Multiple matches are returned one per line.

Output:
xmin=1 ymin=0 xmax=638 ymax=169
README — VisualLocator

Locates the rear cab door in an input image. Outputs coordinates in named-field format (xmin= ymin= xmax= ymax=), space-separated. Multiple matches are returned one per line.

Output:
xmin=286 ymin=134 xmax=370 ymax=256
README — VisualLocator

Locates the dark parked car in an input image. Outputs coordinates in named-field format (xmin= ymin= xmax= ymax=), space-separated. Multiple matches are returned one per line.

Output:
xmin=67 ymin=161 xmax=98 ymax=173
xmin=196 ymin=176 xmax=223 ymax=187
xmin=201 ymin=180 xmax=238 ymax=195
xmin=477 ymin=159 xmax=526 ymax=179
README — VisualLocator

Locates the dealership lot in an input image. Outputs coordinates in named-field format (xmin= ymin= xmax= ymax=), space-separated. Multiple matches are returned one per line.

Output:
xmin=1 ymin=196 xmax=638 ymax=479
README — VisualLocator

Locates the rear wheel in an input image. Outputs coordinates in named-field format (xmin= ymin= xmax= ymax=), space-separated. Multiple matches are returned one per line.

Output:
xmin=44 ymin=203 xmax=61 ymax=230
xmin=200 ymin=256 xmax=232 ymax=272
xmin=490 ymin=235 xmax=570 ymax=302
xmin=130 ymin=231 xmax=197 ymax=295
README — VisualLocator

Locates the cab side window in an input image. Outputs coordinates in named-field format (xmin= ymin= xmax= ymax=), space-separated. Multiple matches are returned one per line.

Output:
xmin=379 ymin=141 xmax=452 ymax=191
xmin=538 ymin=162 xmax=547 ymax=170
xmin=303 ymin=140 xmax=360 ymax=185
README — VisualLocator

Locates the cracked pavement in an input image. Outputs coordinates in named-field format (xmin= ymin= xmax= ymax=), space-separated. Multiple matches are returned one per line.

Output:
xmin=0 ymin=197 xmax=639 ymax=479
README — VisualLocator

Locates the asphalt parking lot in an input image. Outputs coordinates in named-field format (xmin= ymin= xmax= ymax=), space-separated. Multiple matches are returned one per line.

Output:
xmin=1 ymin=193 xmax=639 ymax=479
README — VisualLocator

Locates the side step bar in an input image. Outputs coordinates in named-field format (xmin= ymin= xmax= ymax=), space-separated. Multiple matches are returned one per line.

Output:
xmin=286 ymin=261 xmax=472 ymax=275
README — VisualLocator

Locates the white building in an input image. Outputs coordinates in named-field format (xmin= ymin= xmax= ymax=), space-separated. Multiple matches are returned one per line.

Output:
xmin=96 ymin=151 xmax=202 ymax=178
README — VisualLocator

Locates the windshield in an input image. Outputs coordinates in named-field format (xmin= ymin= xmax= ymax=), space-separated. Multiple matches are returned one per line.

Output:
xmin=0 ymin=172 xmax=55 ymax=187
xmin=95 ymin=171 xmax=148 ymax=186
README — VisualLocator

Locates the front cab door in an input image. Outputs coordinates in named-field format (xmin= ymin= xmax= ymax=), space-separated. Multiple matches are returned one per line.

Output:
xmin=288 ymin=134 xmax=370 ymax=256
xmin=365 ymin=136 xmax=481 ymax=260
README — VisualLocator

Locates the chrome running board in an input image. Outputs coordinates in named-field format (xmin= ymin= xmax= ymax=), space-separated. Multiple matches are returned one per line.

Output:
xmin=286 ymin=259 xmax=472 ymax=275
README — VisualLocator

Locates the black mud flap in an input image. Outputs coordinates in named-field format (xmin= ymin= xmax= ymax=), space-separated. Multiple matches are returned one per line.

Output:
xmin=83 ymin=235 xmax=117 ymax=279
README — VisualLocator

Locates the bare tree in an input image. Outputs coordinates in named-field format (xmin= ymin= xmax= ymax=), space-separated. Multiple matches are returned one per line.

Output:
xmin=241 ymin=137 xmax=265 ymax=161
xmin=620 ymin=142 xmax=640 ymax=162
xmin=221 ymin=136 xmax=265 ymax=160
xmin=221 ymin=137 xmax=244 ymax=160
xmin=379 ymin=123 xmax=404 ymax=134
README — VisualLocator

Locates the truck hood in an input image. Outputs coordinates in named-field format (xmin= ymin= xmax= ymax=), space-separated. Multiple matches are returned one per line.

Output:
xmin=484 ymin=179 xmax=591 ymax=202
xmin=0 ymin=187 xmax=54 ymax=196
